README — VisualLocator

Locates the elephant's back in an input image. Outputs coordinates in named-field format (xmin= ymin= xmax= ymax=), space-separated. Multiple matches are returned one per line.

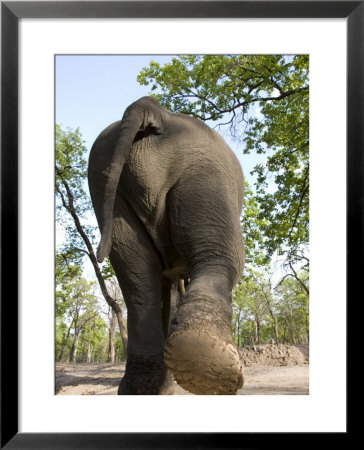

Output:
xmin=168 ymin=113 xmax=244 ymax=209
xmin=169 ymin=112 xmax=242 ymax=168
xmin=210 ymin=128 xmax=245 ymax=209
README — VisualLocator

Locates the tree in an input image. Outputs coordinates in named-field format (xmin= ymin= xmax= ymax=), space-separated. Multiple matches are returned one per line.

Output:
xmin=252 ymin=272 xmax=280 ymax=344
xmin=105 ymin=276 xmax=128 ymax=362
xmin=55 ymin=252 xmax=84 ymax=361
xmin=241 ymin=182 xmax=270 ymax=267
xmin=56 ymin=277 xmax=99 ymax=362
xmin=232 ymin=273 xmax=268 ymax=347
xmin=275 ymin=271 xmax=309 ymax=344
xmin=66 ymin=279 xmax=99 ymax=363
xmin=107 ymin=307 xmax=117 ymax=363
xmin=77 ymin=316 xmax=109 ymax=363
xmin=55 ymin=318 xmax=69 ymax=362
xmin=55 ymin=125 xmax=128 ymax=355
xmin=56 ymin=269 xmax=120 ymax=364
xmin=232 ymin=266 xmax=308 ymax=347
xmin=137 ymin=55 xmax=309 ymax=273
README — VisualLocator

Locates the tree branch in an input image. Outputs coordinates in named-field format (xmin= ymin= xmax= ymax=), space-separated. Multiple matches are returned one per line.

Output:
xmin=288 ymin=168 xmax=309 ymax=238
xmin=56 ymin=177 xmax=123 ymax=315
xmin=176 ymin=86 xmax=308 ymax=122
xmin=73 ymin=247 xmax=90 ymax=257
xmin=288 ymin=261 xmax=309 ymax=295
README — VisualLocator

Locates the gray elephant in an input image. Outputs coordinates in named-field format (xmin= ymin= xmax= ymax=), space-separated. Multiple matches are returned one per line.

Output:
xmin=88 ymin=96 xmax=245 ymax=395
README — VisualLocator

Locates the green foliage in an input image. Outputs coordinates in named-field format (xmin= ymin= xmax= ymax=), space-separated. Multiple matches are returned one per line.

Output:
xmin=101 ymin=258 xmax=116 ymax=280
xmin=56 ymin=251 xmax=82 ymax=283
xmin=232 ymin=270 xmax=270 ymax=346
xmin=232 ymin=276 xmax=258 ymax=346
xmin=55 ymin=251 xmax=83 ymax=316
xmin=138 ymin=55 xmax=309 ymax=268
xmin=114 ymin=332 xmax=126 ymax=362
xmin=55 ymin=318 xmax=69 ymax=356
xmin=241 ymin=182 xmax=269 ymax=267
xmin=275 ymin=272 xmax=309 ymax=344
xmin=55 ymin=125 xmax=98 ymax=255
xmin=55 ymin=275 xmax=117 ymax=363
xmin=77 ymin=316 xmax=108 ymax=363
xmin=232 ymin=269 xmax=309 ymax=346
xmin=56 ymin=277 xmax=97 ymax=326
xmin=55 ymin=124 xmax=89 ymax=214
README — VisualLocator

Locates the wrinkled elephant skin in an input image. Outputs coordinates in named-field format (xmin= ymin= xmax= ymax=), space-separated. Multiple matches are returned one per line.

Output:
xmin=88 ymin=96 xmax=245 ymax=394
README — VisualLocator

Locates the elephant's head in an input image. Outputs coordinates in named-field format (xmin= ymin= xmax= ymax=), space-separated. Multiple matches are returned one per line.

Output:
xmin=96 ymin=96 xmax=165 ymax=263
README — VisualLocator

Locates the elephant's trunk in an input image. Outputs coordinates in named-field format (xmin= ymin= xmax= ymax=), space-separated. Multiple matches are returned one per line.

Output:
xmin=96 ymin=105 xmax=144 ymax=263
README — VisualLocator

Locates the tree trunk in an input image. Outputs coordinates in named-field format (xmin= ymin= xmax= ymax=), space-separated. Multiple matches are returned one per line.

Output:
xmin=265 ymin=305 xmax=279 ymax=344
xmin=250 ymin=332 xmax=257 ymax=351
xmin=282 ymin=325 xmax=287 ymax=343
xmin=236 ymin=319 xmax=240 ymax=347
xmin=58 ymin=322 xmax=73 ymax=362
xmin=70 ymin=328 xmax=81 ymax=363
xmin=79 ymin=334 xmax=85 ymax=362
xmin=265 ymin=299 xmax=279 ymax=344
xmin=108 ymin=308 xmax=116 ymax=363
xmin=86 ymin=339 xmax=92 ymax=363
xmin=289 ymin=306 xmax=297 ymax=345
xmin=273 ymin=317 xmax=279 ymax=344
xmin=288 ymin=261 xmax=309 ymax=295
xmin=258 ymin=279 xmax=280 ymax=345
xmin=116 ymin=311 xmax=128 ymax=359
xmin=254 ymin=316 xmax=261 ymax=345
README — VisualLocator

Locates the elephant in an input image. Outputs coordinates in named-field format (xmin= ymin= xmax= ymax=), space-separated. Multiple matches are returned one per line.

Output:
xmin=88 ymin=96 xmax=245 ymax=395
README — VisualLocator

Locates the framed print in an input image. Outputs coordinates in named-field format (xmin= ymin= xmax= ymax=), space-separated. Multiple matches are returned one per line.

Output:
xmin=1 ymin=0 xmax=360 ymax=447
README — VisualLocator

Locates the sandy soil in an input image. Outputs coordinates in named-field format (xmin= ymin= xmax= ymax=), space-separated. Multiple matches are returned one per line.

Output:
xmin=56 ymin=345 xmax=309 ymax=395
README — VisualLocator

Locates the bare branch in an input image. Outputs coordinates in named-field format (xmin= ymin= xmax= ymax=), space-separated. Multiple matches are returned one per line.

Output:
xmin=73 ymin=247 xmax=90 ymax=257
xmin=288 ymin=168 xmax=309 ymax=238
xmin=288 ymin=261 xmax=309 ymax=295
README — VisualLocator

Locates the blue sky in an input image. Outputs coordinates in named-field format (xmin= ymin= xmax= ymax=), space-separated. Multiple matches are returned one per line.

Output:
xmin=55 ymin=55 xmax=265 ymax=185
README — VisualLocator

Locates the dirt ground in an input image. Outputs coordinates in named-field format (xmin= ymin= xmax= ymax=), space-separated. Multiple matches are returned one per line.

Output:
xmin=56 ymin=344 xmax=309 ymax=396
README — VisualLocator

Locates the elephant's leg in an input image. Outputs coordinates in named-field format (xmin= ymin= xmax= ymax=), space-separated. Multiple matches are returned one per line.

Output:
xmin=109 ymin=197 xmax=174 ymax=395
xmin=164 ymin=173 xmax=245 ymax=395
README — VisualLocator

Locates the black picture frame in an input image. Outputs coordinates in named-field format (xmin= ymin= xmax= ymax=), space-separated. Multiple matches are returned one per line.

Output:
xmin=1 ymin=1 xmax=358 ymax=448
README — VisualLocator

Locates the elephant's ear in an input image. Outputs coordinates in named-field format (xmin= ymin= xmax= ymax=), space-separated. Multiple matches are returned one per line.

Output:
xmin=96 ymin=97 xmax=165 ymax=263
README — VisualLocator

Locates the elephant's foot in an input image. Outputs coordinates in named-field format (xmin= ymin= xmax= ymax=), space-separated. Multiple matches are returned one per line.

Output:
xmin=164 ymin=290 xmax=243 ymax=395
xmin=118 ymin=354 xmax=175 ymax=395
